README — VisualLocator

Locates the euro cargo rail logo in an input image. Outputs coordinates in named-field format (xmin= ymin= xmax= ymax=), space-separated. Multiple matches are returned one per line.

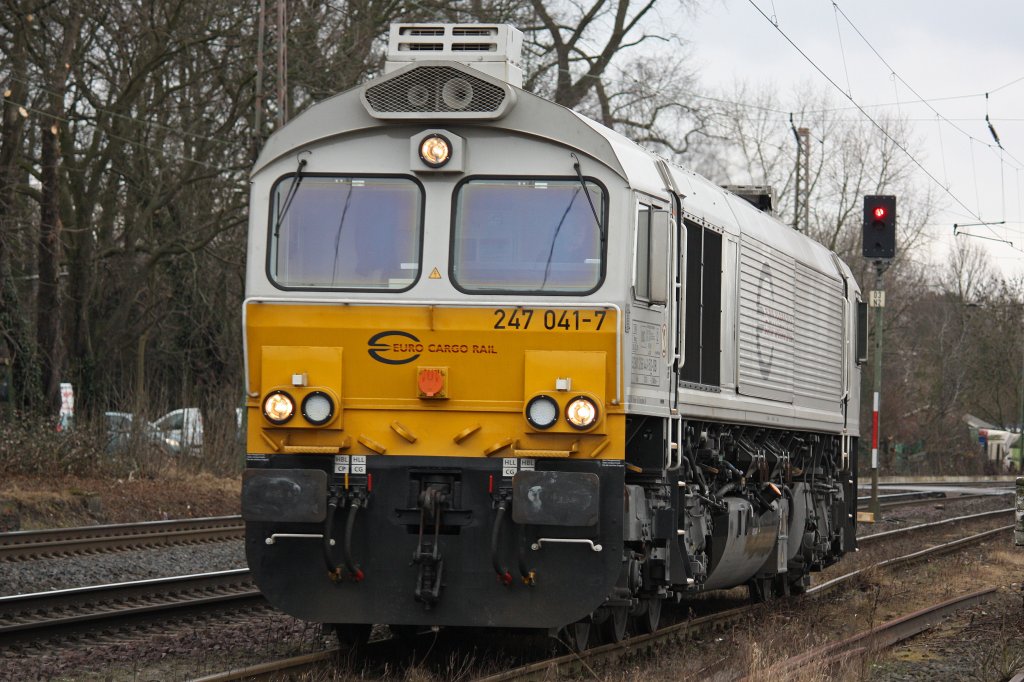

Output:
xmin=755 ymin=263 xmax=794 ymax=379
xmin=368 ymin=331 xmax=422 ymax=365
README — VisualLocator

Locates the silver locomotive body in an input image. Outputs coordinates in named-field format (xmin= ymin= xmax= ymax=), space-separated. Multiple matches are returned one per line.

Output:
xmin=241 ymin=23 xmax=860 ymax=640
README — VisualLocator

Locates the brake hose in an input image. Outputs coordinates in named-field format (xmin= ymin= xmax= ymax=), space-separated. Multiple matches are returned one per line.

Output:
xmin=490 ymin=500 xmax=512 ymax=586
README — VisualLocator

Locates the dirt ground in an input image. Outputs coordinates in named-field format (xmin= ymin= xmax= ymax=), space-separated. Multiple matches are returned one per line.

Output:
xmin=0 ymin=470 xmax=241 ymax=530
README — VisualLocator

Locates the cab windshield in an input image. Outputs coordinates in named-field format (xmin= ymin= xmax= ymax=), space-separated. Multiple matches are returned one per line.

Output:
xmin=268 ymin=175 xmax=422 ymax=290
xmin=451 ymin=178 xmax=605 ymax=293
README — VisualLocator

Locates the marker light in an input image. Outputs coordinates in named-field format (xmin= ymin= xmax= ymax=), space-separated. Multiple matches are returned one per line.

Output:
xmin=301 ymin=391 xmax=334 ymax=426
xmin=419 ymin=134 xmax=451 ymax=168
xmin=565 ymin=396 xmax=599 ymax=429
xmin=872 ymin=206 xmax=887 ymax=220
xmin=526 ymin=395 xmax=559 ymax=429
xmin=263 ymin=390 xmax=295 ymax=425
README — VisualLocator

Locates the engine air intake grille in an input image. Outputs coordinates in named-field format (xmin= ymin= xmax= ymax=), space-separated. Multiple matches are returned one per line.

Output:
xmin=363 ymin=65 xmax=508 ymax=117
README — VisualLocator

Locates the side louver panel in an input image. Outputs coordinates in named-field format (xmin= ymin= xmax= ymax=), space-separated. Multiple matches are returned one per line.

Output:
xmin=361 ymin=63 xmax=516 ymax=120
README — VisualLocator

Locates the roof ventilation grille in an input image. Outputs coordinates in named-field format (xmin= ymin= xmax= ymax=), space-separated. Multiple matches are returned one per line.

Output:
xmin=386 ymin=23 xmax=523 ymax=87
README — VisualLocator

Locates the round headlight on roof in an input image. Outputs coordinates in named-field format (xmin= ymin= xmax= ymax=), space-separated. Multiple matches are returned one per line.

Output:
xmin=525 ymin=395 xmax=559 ymax=430
xmin=263 ymin=390 xmax=295 ymax=425
xmin=565 ymin=396 xmax=599 ymax=430
xmin=419 ymin=133 xmax=451 ymax=168
xmin=301 ymin=391 xmax=335 ymax=426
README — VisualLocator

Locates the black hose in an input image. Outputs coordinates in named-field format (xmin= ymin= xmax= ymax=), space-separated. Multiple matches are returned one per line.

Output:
xmin=723 ymin=459 xmax=744 ymax=478
xmin=343 ymin=498 xmax=364 ymax=581
xmin=323 ymin=496 xmax=341 ymax=574
xmin=491 ymin=501 xmax=512 ymax=586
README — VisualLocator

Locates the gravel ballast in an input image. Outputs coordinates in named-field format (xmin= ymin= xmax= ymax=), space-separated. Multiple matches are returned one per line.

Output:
xmin=0 ymin=540 xmax=246 ymax=596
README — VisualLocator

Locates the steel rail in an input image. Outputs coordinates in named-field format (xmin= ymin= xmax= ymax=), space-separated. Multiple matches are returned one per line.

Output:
xmin=857 ymin=507 xmax=1014 ymax=545
xmin=856 ymin=491 xmax=947 ymax=503
xmin=0 ymin=515 xmax=244 ymax=562
xmin=189 ymin=648 xmax=341 ymax=682
xmin=0 ymin=568 xmax=260 ymax=648
xmin=809 ymin=525 xmax=1012 ymax=596
xmin=467 ymin=524 xmax=1014 ymax=682
xmin=869 ymin=476 xmax=1018 ymax=486
xmin=742 ymin=586 xmax=998 ymax=681
xmin=858 ymin=491 xmax=1012 ymax=511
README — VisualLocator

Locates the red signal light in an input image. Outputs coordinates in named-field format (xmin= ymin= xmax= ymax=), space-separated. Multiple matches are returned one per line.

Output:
xmin=872 ymin=206 xmax=887 ymax=220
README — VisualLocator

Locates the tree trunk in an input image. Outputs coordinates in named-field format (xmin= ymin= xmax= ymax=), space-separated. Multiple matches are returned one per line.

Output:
xmin=35 ymin=14 xmax=81 ymax=410
xmin=0 ymin=12 xmax=30 ymax=409
xmin=36 ymin=120 xmax=63 ymax=410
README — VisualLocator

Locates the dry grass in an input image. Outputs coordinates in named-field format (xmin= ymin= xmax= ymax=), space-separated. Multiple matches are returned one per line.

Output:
xmin=0 ymin=469 xmax=240 ymax=527
xmin=625 ymin=537 xmax=1024 ymax=682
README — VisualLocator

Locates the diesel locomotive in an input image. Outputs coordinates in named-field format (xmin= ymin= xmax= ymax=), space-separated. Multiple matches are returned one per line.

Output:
xmin=241 ymin=23 xmax=863 ymax=649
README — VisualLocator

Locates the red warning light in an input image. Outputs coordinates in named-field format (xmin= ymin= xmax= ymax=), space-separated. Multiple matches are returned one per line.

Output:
xmin=872 ymin=206 xmax=887 ymax=220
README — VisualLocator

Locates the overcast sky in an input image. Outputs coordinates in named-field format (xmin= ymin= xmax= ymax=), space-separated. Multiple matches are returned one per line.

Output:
xmin=679 ymin=0 xmax=1024 ymax=281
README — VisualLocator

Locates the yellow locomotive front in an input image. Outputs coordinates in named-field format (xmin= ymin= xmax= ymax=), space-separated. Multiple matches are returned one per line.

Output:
xmin=242 ymin=26 xmax=635 ymax=634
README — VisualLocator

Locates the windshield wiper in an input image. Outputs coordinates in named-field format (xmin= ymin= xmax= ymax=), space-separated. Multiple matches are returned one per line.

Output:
xmin=330 ymin=182 xmax=355 ymax=284
xmin=540 ymin=187 xmax=581 ymax=290
xmin=539 ymin=154 xmax=603 ymax=290
xmin=272 ymin=157 xmax=308 ymax=238
xmin=571 ymin=152 xmax=603 ymax=243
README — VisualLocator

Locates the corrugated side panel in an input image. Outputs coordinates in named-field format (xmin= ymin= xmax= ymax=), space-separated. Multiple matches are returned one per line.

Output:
xmin=737 ymin=235 xmax=795 ymax=403
xmin=793 ymin=263 xmax=844 ymax=406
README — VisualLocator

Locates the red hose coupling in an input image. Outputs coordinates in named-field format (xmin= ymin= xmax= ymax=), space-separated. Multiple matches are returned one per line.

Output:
xmin=499 ymin=571 xmax=513 ymax=586
xmin=352 ymin=568 xmax=365 ymax=582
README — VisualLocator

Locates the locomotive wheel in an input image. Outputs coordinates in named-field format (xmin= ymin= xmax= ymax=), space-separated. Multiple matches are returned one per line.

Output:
xmin=788 ymin=572 xmax=808 ymax=595
xmin=632 ymin=597 xmax=662 ymax=634
xmin=747 ymin=577 xmax=774 ymax=603
xmin=389 ymin=624 xmax=421 ymax=644
xmin=598 ymin=606 xmax=628 ymax=643
xmin=333 ymin=623 xmax=372 ymax=660
xmin=561 ymin=619 xmax=592 ymax=652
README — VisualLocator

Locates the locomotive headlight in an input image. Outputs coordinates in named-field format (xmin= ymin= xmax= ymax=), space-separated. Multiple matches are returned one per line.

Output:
xmin=301 ymin=391 xmax=334 ymax=426
xmin=525 ymin=395 xmax=559 ymax=429
xmin=263 ymin=390 xmax=295 ymax=425
xmin=565 ymin=396 xmax=599 ymax=429
xmin=419 ymin=134 xmax=451 ymax=168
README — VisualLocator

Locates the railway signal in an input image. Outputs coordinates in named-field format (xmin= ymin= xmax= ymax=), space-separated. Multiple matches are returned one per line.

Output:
xmin=862 ymin=195 xmax=896 ymax=259
xmin=863 ymin=194 xmax=897 ymax=519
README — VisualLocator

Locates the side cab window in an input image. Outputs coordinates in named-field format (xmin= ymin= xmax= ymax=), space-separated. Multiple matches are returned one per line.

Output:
xmin=633 ymin=201 xmax=671 ymax=305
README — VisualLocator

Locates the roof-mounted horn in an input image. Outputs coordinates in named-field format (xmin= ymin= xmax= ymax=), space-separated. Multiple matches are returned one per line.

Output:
xmin=360 ymin=24 xmax=521 ymax=121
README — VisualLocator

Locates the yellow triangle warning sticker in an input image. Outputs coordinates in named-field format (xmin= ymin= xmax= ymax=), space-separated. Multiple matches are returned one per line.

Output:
xmin=429 ymin=267 xmax=442 ymax=280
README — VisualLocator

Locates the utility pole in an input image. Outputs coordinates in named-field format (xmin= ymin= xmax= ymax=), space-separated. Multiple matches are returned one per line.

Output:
xmin=797 ymin=127 xmax=810 ymax=232
xmin=253 ymin=0 xmax=266 ymax=160
xmin=1019 ymin=313 xmax=1024 ymax=469
xmin=276 ymin=0 xmax=288 ymax=127
xmin=254 ymin=0 xmax=288 ymax=149
xmin=789 ymin=117 xmax=810 ymax=232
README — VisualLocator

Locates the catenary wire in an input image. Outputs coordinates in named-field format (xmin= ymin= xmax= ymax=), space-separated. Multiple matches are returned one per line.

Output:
xmin=743 ymin=0 xmax=1024 ymax=252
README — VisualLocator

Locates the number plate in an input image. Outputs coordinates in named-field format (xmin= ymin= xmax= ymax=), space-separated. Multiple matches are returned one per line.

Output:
xmin=492 ymin=308 xmax=608 ymax=331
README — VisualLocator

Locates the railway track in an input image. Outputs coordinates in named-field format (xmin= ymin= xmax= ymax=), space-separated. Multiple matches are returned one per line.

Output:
xmin=856 ymin=491 xmax=1013 ymax=511
xmin=0 ymin=568 xmax=261 ymax=650
xmin=738 ymin=586 xmax=999 ymax=681
xmin=857 ymin=507 xmax=1014 ymax=545
xmin=466 ymin=524 xmax=1014 ymax=682
xmin=189 ymin=515 xmax=1015 ymax=682
xmin=0 ymin=515 xmax=244 ymax=562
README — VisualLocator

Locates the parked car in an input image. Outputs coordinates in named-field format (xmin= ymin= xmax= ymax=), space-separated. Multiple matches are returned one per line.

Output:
xmin=104 ymin=408 xmax=203 ymax=456
xmin=152 ymin=408 xmax=204 ymax=456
